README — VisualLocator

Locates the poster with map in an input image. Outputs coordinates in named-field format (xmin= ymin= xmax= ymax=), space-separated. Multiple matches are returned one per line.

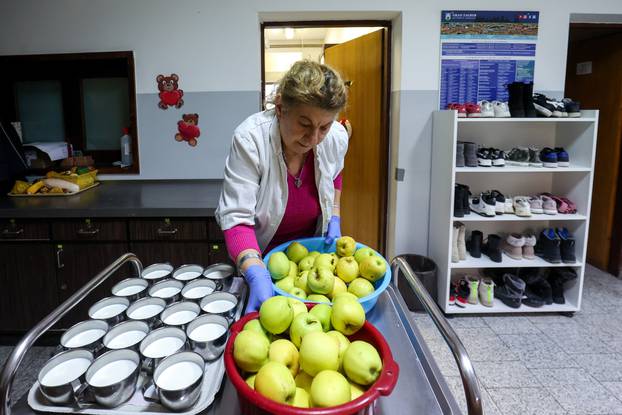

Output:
xmin=439 ymin=10 xmax=539 ymax=110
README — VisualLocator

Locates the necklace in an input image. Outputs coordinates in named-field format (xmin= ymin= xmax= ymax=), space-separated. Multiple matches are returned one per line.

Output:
xmin=283 ymin=151 xmax=309 ymax=188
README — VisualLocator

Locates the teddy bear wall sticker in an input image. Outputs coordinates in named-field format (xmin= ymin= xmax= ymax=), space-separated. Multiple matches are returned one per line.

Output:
xmin=156 ymin=73 xmax=202 ymax=147
xmin=176 ymin=113 xmax=200 ymax=147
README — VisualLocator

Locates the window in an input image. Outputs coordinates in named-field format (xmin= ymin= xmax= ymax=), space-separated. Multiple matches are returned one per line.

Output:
xmin=0 ymin=52 xmax=139 ymax=174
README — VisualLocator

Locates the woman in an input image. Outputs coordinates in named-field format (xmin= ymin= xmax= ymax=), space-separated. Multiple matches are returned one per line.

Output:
xmin=215 ymin=60 xmax=349 ymax=312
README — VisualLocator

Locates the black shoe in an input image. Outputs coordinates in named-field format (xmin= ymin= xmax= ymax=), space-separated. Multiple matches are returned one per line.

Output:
xmin=518 ymin=268 xmax=552 ymax=307
xmin=523 ymin=82 xmax=536 ymax=117
xmin=457 ymin=184 xmax=471 ymax=216
xmin=468 ymin=230 xmax=483 ymax=258
xmin=533 ymin=93 xmax=555 ymax=117
xmin=483 ymin=234 xmax=502 ymax=263
xmin=489 ymin=148 xmax=505 ymax=167
xmin=554 ymin=147 xmax=570 ymax=167
xmin=454 ymin=184 xmax=465 ymax=217
xmin=535 ymin=229 xmax=562 ymax=264
xmin=539 ymin=147 xmax=558 ymax=168
xmin=507 ymin=82 xmax=525 ymax=117
xmin=556 ymin=228 xmax=576 ymax=263
xmin=477 ymin=147 xmax=495 ymax=167
xmin=505 ymin=147 xmax=530 ymax=167
xmin=562 ymin=98 xmax=581 ymax=118
xmin=494 ymin=273 xmax=526 ymax=308
xmin=548 ymin=268 xmax=578 ymax=304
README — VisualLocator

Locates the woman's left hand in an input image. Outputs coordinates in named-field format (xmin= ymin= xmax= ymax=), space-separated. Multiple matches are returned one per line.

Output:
xmin=324 ymin=215 xmax=341 ymax=245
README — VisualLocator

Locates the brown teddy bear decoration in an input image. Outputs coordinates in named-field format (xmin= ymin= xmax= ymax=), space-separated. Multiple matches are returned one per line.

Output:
xmin=175 ymin=113 xmax=200 ymax=147
xmin=157 ymin=74 xmax=184 ymax=109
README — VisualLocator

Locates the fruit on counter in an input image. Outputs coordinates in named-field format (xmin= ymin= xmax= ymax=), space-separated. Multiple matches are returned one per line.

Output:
xmin=233 ymin=330 xmax=270 ymax=372
xmin=288 ymin=298 xmax=307 ymax=318
xmin=292 ymin=387 xmax=311 ymax=408
xmin=310 ymin=370 xmax=351 ymax=407
xmin=299 ymin=331 xmax=340 ymax=376
xmin=329 ymin=277 xmax=348 ymax=299
xmin=43 ymin=178 xmax=80 ymax=193
xmin=309 ymin=303 xmax=332 ymax=332
xmin=314 ymin=253 xmax=337 ymax=272
xmin=335 ymin=256 xmax=359 ymax=283
xmin=286 ymin=242 xmax=309 ymax=264
xmin=342 ymin=340 xmax=383 ymax=385
xmin=306 ymin=267 xmax=335 ymax=295
xmin=331 ymin=295 xmax=366 ymax=335
xmin=298 ymin=255 xmax=316 ymax=272
xmin=276 ymin=276 xmax=295 ymax=293
xmin=10 ymin=180 xmax=29 ymax=194
xmin=254 ymin=361 xmax=297 ymax=404
xmin=289 ymin=313 xmax=323 ymax=348
xmin=354 ymin=247 xmax=376 ymax=264
xmin=327 ymin=330 xmax=350 ymax=369
xmin=348 ymin=278 xmax=375 ymax=298
xmin=359 ymin=255 xmax=387 ymax=283
xmin=243 ymin=319 xmax=270 ymax=341
xmin=295 ymin=371 xmax=313 ymax=393
xmin=246 ymin=375 xmax=256 ymax=389
xmin=336 ymin=236 xmax=357 ymax=257
xmin=26 ymin=180 xmax=45 ymax=195
xmin=306 ymin=294 xmax=330 ymax=303
xmin=289 ymin=287 xmax=306 ymax=300
xmin=269 ymin=339 xmax=300 ymax=376
xmin=268 ymin=252 xmax=290 ymax=280
xmin=259 ymin=296 xmax=293 ymax=335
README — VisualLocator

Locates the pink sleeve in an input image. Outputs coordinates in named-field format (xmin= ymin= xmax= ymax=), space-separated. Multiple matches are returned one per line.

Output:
xmin=223 ymin=224 xmax=262 ymax=261
xmin=333 ymin=171 xmax=343 ymax=191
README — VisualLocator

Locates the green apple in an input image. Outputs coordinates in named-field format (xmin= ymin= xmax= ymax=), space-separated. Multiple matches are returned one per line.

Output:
xmin=315 ymin=253 xmax=337 ymax=272
xmin=353 ymin=247 xmax=376 ymax=264
xmin=308 ymin=251 xmax=321 ymax=258
xmin=233 ymin=329 xmax=269 ymax=372
xmin=294 ymin=271 xmax=310 ymax=294
xmin=359 ymin=256 xmax=387 ymax=282
xmin=295 ymin=371 xmax=313 ymax=394
xmin=289 ymin=312 xmax=323 ymax=348
xmin=268 ymin=252 xmax=290 ymax=280
xmin=276 ymin=275 xmax=295 ymax=293
xmin=310 ymin=370 xmax=351 ymax=407
xmin=342 ymin=340 xmax=383 ymax=385
xmin=309 ymin=303 xmax=332 ymax=332
xmin=259 ymin=296 xmax=294 ymax=334
xmin=269 ymin=338 xmax=299 ymax=377
xmin=243 ymin=319 xmax=270 ymax=341
xmin=307 ymin=267 xmax=335 ymax=295
xmin=331 ymin=295 xmax=366 ymax=335
xmin=292 ymin=387 xmax=310 ymax=408
xmin=288 ymin=297 xmax=307 ymax=317
xmin=350 ymin=381 xmax=366 ymax=400
xmin=246 ymin=374 xmax=256 ymax=389
xmin=336 ymin=236 xmax=357 ymax=257
xmin=298 ymin=255 xmax=316 ymax=272
xmin=327 ymin=330 xmax=350 ymax=369
xmin=335 ymin=256 xmax=359 ymax=283
xmin=289 ymin=287 xmax=307 ymax=300
xmin=307 ymin=294 xmax=330 ymax=303
xmin=348 ymin=278 xmax=375 ymax=298
xmin=288 ymin=261 xmax=298 ymax=279
xmin=332 ymin=292 xmax=359 ymax=303
xmin=286 ymin=242 xmax=308 ymax=264
xmin=299 ymin=331 xmax=340 ymax=376
xmin=255 ymin=361 xmax=296 ymax=404
xmin=329 ymin=277 xmax=348 ymax=299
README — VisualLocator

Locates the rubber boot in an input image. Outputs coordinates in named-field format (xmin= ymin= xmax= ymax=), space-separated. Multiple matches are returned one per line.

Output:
xmin=523 ymin=82 xmax=536 ymax=118
xmin=507 ymin=82 xmax=525 ymax=117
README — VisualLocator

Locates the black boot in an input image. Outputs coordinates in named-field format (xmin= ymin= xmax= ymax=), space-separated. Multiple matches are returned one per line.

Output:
xmin=494 ymin=273 xmax=526 ymax=308
xmin=523 ymin=82 xmax=536 ymax=118
xmin=507 ymin=82 xmax=525 ymax=117
xmin=457 ymin=184 xmax=471 ymax=216
xmin=482 ymin=234 xmax=502 ymax=263
xmin=469 ymin=230 xmax=483 ymax=258
xmin=454 ymin=185 xmax=465 ymax=217
xmin=548 ymin=268 xmax=577 ymax=304
xmin=519 ymin=268 xmax=552 ymax=307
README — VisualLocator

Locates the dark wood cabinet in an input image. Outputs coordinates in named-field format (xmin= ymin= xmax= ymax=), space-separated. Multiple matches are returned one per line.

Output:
xmin=129 ymin=242 xmax=211 ymax=269
xmin=0 ymin=243 xmax=58 ymax=330
xmin=129 ymin=219 xmax=207 ymax=241
xmin=209 ymin=242 xmax=232 ymax=265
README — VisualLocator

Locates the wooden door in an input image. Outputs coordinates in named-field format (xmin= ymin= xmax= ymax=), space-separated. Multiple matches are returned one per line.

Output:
xmin=324 ymin=29 xmax=388 ymax=252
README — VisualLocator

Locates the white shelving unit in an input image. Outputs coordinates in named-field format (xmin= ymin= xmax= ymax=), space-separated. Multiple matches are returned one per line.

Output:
xmin=429 ymin=110 xmax=599 ymax=314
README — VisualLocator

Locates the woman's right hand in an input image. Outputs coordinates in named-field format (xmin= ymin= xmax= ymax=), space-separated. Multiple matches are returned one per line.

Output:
xmin=244 ymin=265 xmax=274 ymax=313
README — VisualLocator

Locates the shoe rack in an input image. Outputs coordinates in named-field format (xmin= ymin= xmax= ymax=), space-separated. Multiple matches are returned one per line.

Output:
xmin=429 ymin=110 xmax=599 ymax=314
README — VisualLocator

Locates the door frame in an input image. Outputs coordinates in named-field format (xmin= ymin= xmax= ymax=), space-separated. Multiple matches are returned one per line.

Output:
xmin=260 ymin=20 xmax=392 ymax=254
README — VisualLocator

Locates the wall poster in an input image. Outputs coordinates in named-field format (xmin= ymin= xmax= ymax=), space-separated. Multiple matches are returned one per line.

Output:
xmin=439 ymin=10 xmax=539 ymax=110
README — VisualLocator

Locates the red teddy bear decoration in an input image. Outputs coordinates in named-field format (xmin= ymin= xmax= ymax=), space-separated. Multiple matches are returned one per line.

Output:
xmin=176 ymin=114 xmax=200 ymax=147
xmin=157 ymin=74 xmax=184 ymax=109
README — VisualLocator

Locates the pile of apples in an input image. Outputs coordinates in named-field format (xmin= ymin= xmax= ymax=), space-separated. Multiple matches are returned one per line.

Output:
xmin=233 ymin=293 xmax=383 ymax=408
xmin=268 ymin=236 xmax=387 ymax=301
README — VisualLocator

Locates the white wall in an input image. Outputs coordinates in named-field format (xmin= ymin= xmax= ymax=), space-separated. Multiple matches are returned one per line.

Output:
xmin=3 ymin=0 xmax=622 ymax=258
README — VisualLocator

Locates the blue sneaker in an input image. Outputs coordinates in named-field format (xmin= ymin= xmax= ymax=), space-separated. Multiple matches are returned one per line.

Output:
xmin=554 ymin=147 xmax=570 ymax=167
xmin=540 ymin=148 xmax=558 ymax=168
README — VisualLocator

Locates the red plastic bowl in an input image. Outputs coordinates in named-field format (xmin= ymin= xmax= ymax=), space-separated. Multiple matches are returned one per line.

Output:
xmin=224 ymin=305 xmax=399 ymax=415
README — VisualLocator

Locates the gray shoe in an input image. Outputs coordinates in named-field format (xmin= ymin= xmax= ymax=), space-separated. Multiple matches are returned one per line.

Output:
xmin=456 ymin=141 xmax=465 ymax=167
xmin=463 ymin=142 xmax=478 ymax=167
xmin=494 ymin=274 xmax=526 ymax=308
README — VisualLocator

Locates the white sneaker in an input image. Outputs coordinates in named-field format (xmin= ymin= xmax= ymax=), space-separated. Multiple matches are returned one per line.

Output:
xmin=504 ymin=195 xmax=514 ymax=214
xmin=467 ymin=276 xmax=480 ymax=304
xmin=478 ymin=279 xmax=494 ymax=307
xmin=479 ymin=100 xmax=494 ymax=117
xmin=492 ymin=101 xmax=511 ymax=118
xmin=470 ymin=193 xmax=496 ymax=217
xmin=513 ymin=196 xmax=532 ymax=217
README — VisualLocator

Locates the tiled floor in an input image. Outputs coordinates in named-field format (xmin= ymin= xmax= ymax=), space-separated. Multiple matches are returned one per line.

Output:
xmin=1 ymin=264 xmax=621 ymax=414
xmin=412 ymin=264 xmax=622 ymax=415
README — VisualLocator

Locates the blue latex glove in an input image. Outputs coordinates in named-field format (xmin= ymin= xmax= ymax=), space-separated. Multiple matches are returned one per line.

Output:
xmin=324 ymin=215 xmax=341 ymax=245
xmin=244 ymin=264 xmax=273 ymax=314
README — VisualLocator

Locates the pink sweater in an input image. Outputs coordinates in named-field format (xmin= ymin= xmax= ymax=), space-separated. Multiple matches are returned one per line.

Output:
xmin=223 ymin=154 xmax=342 ymax=261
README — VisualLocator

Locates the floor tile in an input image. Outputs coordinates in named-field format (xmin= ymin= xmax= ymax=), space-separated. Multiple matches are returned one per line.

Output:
xmin=458 ymin=335 xmax=520 ymax=362
xmin=446 ymin=316 xmax=488 ymax=329
xmin=546 ymin=382 xmax=622 ymax=415
xmin=602 ymin=382 xmax=622 ymax=402
xmin=499 ymin=334 xmax=579 ymax=369
xmin=529 ymin=367 xmax=597 ymax=386
xmin=573 ymin=353 xmax=622 ymax=382
xmin=535 ymin=322 xmax=614 ymax=354
xmin=482 ymin=316 xmax=542 ymax=335
xmin=444 ymin=376 xmax=501 ymax=415
xmin=472 ymin=361 xmax=541 ymax=388
xmin=487 ymin=387 xmax=566 ymax=415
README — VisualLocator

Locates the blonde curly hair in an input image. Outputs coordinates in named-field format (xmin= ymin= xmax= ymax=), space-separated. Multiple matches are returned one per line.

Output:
xmin=275 ymin=60 xmax=347 ymax=112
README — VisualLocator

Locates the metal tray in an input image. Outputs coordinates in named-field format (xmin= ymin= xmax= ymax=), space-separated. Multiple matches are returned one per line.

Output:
xmin=26 ymin=277 xmax=247 ymax=415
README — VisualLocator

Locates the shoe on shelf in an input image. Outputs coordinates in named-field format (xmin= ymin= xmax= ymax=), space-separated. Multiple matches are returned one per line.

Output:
xmin=505 ymin=147 xmax=530 ymax=166
xmin=454 ymin=184 xmax=467 ymax=217
xmin=548 ymin=268 xmax=578 ymax=304
xmin=507 ymin=82 xmax=526 ymax=117
xmin=491 ymin=148 xmax=505 ymax=167
xmin=523 ymin=82 xmax=537 ymax=118
xmin=528 ymin=196 xmax=544 ymax=214
xmin=528 ymin=146 xmax=543 ymax=167
xmin=477 ymin=147 xmax=494 ymax=167
xmin=540 ymin=147 xmax=558 ymax=167
xmin=482 ymin=234 xmax=502 ymax=263
xmin=456 ymin=141 xmax=465 ymax=167
xmin=467 ymin=276 xmax=479 ymax=304
xmin=539 ymin=193 xmax=576 ymax=214
xmin=490 ymin=190 xmax=506 ymax=215
xmin=502 ymin=233 xmax=525 ymax=260
xmin=540 ymin=195 xmax=558 ymax=215
xmin=554 ymin=147 xmax=570 ymax=167
xmin=535 ymin=228 xmax=562 ymax=264
xmin=468 ymin=230 xmax=483 ymax=258
xmin=466 ymin=102 xmax=482 ymax=118
xmin=463 ymin=142 xmax=478 ymax=167
xmin=478 ymin=278 xmax=495 ymax=307
xmin=513 ymin=196 xmax=532 ymax=217
xmin=519 ymin=268 xmax=552 ymax=307
xmin=457 ymin=222 xmax=467 ymax=261
xmin=478 ymin=101 xmax=495 ymax=117
xmin=522 ymin=233 xmax=537 ymax=259
xmin=550 ymin=99 xmax=565 ymax=118
xmin=470 ymin=192 xmax=496 ymax=217
xmin=492 ymin=101 xmax=511 ymax=118
xmin=533 ymin=93 xmax=555 ymax=117
xmin=452 ymin=223 xmax=460 ymax=263
xmin=447 ymin=103 xmax=467 ymax=118
xmin=448 ymin=284 xmax=456 ymax=306
xmin=556 ymin=227 xmax=577 ymax=263
xmin=454 ymin=278 xmax=470 ymax=307
xmin=562 ymin=98 xmax=581 ymax=118
xmin=504 ymin=195 xmax=514 ymax=214
xmin=494 ymin=273 xmax=526 ymax=308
